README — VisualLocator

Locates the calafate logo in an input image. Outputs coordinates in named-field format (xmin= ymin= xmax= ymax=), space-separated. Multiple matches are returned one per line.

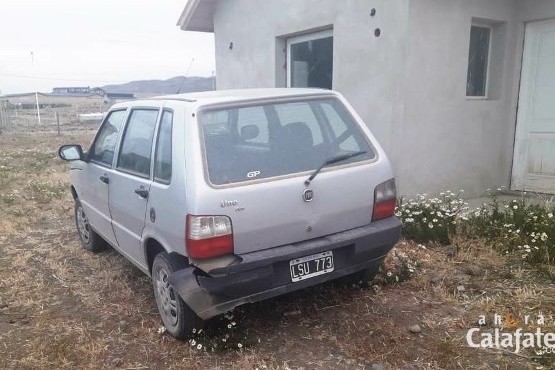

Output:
xmin=466 ymin=312 xmax=555 ymax=354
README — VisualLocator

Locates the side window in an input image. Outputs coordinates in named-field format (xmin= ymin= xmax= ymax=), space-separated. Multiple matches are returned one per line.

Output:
xmin=117 ymin=109 xmax=159 ymax=177
xmin=153 ymin=111 xmax=173 ymax=183
xmin=275 ymin=102 xmax=324 ymax=145
xmin=236 ymin=106 xmax=269 ymax=144
xmin=89 ymin=110 xmax=127 ymax=166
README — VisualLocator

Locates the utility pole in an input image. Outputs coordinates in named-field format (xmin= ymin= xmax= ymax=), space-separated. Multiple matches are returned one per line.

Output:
xmin=212 ymin=71 xmax=216 ymax=91
xmin=31 ymin=51 xmax=42 ymax=125
xmin=176 ymin=58 xmax=195 ymax=94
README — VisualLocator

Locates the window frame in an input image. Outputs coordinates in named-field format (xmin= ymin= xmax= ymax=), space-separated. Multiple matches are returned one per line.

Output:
xmin=87 ymin=109 xmax=128 ymax=168
xmin=153 ymin=109 xmax=174 ymax=185
xmin=466 ymin=23 xmax=493 ymax=99
xmin=286 ymin=29 xmax=334 ymax=89
xmin=115 ymin=107 xmax=161 ymax=180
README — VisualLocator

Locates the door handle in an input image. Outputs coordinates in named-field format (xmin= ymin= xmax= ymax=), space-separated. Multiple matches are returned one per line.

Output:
xmin=134 ymin=187 xmax=149 ymax=199
xmin=99 ymin=175 xmax=109 ymax=184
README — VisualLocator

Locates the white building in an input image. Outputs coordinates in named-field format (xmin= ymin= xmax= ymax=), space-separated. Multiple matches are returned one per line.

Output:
xmin=178 ymin=0 xmax=555 ymax=196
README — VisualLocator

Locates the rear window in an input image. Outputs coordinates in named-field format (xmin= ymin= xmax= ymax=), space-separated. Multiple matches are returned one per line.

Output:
xmin=199 ymin=98 xmax=375 ymax=185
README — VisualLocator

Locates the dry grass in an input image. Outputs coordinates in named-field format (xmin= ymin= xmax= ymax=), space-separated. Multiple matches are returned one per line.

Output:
xmin=1 ymin=126 xmax=554 ymax=369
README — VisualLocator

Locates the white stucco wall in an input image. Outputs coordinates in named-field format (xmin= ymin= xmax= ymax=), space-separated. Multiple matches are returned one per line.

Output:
xmin=209 ymin=0 xmax=555 ymax=197
xmin=517 ymin=0 xmax=555 ymax=22
xmin=397 ymin=0 xmax=519 ymax=196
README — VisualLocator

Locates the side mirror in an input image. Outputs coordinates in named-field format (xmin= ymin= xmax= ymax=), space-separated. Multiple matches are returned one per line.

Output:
xmin=58 ymin=145 xmax=84 ymax=161
xmin=240 ymin=124 xmax=259 ymax=140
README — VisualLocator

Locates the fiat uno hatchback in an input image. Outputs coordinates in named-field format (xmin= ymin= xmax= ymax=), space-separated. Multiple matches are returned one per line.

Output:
xmin=58 ymin=88 xmax=401 ymax=338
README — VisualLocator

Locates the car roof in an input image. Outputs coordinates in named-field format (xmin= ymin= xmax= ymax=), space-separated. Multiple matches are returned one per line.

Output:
xmin=111 ymin=88 xmax=337 ymax=109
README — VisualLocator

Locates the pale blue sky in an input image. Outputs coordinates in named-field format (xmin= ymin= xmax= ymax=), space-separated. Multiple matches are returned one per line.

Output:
xmin=0 ymin=0 xmax=215 ymax=94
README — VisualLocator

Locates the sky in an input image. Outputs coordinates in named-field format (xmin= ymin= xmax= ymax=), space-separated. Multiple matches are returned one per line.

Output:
xmin=0 ymin=0 xmax=215 ymax=94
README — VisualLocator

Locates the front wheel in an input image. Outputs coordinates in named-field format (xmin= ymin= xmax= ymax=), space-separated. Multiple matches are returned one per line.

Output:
xmin=152 ymin=252 xmax=202 ymax=339
xmin=74 ymin=199 xmax=106 ymax=253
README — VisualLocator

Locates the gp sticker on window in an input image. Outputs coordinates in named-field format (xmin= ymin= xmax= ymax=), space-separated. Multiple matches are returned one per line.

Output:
xmin=247 ymin=170 xmax=261 ymax=178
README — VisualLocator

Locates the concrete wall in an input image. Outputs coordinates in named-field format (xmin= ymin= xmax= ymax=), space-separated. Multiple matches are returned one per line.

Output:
xmin=516 ymin=0 xmax=555 ymax=22
xmin=210 ymin=0 xmax=554 ymax=197
xmin=397 ymin=0 xmax=519 ymax=196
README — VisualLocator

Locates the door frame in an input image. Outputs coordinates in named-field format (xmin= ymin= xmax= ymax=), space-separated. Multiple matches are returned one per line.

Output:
xmin=511 ymin=18 xmax=555 ymax=193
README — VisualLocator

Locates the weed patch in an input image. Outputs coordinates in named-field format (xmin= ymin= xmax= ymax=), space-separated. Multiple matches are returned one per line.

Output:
xmin=397 ymin=190 xmax=555 ymax=266
xmin=1 ymin=192 xmax=17 ymax=205
xmin=24 ymin=180 xmax=68 ymax=204
xmin=465 ymin=195 xmax=554 ymax=264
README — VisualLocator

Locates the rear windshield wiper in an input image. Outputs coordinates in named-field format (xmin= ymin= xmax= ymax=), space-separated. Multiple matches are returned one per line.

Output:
xmin=304 ymin=150 xmax=367 ymax=186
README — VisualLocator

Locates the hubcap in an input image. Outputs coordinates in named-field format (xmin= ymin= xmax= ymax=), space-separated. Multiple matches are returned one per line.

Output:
xmin=155 ymin=267 xmax=179 ymax=327
xmin=76 ymin=206 xmax=91 ymax=243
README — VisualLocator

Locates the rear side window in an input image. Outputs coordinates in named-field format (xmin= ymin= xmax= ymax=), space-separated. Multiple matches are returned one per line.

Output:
xmin=153 ymin=110 xmax=173 ymax=183
xmin=117 ymin=109 xmax=159 ymax=177
xmin=89 ymin=110 xmax=127 ymax=166
xmin=199 ymin=98 xmax=375 ymax=185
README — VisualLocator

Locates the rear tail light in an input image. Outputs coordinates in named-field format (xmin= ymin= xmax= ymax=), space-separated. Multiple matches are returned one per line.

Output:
xmin=186 ymin=214 xmax=234 ymax=259
xmin=372 ymin=178 xmax=397 ymax=221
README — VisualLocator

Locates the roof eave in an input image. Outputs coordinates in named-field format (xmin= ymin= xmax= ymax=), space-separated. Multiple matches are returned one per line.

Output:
xmin=177 ymin=0 xmax=215 ymax=33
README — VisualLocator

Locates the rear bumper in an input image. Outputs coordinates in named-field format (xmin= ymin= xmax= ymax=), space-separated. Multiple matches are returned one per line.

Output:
xmin=168 ymin=217 xmax=401 ymax=320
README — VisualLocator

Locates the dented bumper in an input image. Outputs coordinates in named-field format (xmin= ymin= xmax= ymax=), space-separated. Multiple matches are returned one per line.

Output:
xmin=168 ymin=217 xmax=401 ymax=320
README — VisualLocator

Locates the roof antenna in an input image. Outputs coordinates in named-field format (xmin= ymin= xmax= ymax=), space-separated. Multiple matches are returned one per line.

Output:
xmin=177 ymin=57 xmax=195 ymax=94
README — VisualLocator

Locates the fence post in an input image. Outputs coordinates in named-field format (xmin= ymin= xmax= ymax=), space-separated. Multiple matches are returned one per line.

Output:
xmin=56 ymin=111 xmax=60 ymax=136
xmin=0 ymin=100 xmax=8 ymax=131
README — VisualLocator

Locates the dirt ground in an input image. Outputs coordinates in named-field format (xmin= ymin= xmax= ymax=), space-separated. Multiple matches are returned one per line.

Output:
xmin=1 ymin=126 xmax=554 ymax=369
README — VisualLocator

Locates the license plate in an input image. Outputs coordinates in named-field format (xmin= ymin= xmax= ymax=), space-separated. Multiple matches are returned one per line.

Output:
xmin=290 ymin=251 xmax=334 ymax=282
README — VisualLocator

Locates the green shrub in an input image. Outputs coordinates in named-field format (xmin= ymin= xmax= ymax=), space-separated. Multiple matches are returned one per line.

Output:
xmin=396 ymin=189 xmax=555 ymax=265
xmin=395 ymin=191 xmax=468 ymax=244
xmin=466 ymin=195 xmax=554 ymax=264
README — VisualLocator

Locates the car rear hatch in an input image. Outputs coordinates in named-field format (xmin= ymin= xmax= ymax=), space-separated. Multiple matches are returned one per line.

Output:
xmin=191 ymin=95 xmax=395 ymax=256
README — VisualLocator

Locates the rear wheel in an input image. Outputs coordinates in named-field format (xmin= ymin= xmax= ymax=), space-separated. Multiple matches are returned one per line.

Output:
xmin=152 ymin=252 xmax=201 ymax=339
xmin=74 ymin=199 xmax=106 ymax=253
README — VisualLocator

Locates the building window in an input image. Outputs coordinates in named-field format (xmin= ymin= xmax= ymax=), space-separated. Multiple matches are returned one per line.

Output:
xmin=287 ymin=29 xmax=333 ymax=90
xmin=466 ymin=25 xmax=491 ymax=97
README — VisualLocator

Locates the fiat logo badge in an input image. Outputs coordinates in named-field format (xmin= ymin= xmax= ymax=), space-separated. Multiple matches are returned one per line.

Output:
xmin=302 ymin=189 xmax=314 ymax=202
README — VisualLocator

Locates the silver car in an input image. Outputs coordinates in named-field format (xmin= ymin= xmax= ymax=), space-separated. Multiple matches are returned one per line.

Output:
xmin=58 ymin=88 xmax=401 ymax=339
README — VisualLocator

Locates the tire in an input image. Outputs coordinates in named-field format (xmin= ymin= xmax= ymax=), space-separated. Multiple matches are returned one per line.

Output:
xmin=152 ymin=252 xmax=202 ymax=339
xmin=74 ymin=199 xmax=106 ymax=253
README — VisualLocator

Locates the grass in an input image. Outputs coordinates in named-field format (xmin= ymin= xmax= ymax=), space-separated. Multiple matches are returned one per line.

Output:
xmin=0 ymin=126 xmax=554 ymax=369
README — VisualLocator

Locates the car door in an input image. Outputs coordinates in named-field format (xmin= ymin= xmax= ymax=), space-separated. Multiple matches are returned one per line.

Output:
xmin=79 ymin=109 xmax=128 ymax=247
xmin=144 ymin=109 xmax=183 ymax=254
xmin=109 ymin=107 xmax=160 ymax=267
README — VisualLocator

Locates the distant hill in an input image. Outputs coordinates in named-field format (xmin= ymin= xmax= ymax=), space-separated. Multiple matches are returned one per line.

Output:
xmin=101 ymin=76 xmax=214 ymax=97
